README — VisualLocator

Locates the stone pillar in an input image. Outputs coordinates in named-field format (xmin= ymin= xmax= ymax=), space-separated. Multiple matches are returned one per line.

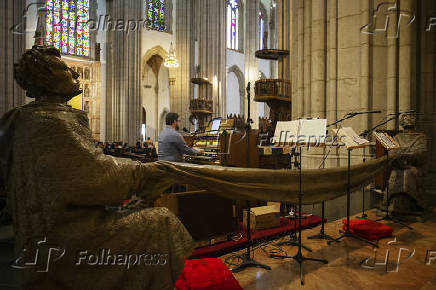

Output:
xmin=310 ymin=0 xmax=326 ymax=118
xmin=326 ymin=0 xmax=338 ymax=125
xmin=360 ymin=0 xmax=370 ymax=131
xmin=292 ymin=0 xmax=305 ymax=119
xmin=386 ymin=5 xmax=398 ymax=130
xmin=173 ymin=0 xmax=193 ymax=131
xmin=303 ymin=0 xmax=312 ymax=117
xmin=398 ymin=0 xmax=416 ymax=113
xmin=105 ymin=0 xmax=142 ymax=144
xmin=244 ymin=0 xmax=259 ymax=128
xmin=0 ymin=0 xmax=26 ymax=117
xmin=278 ymin=0 xmax=291 ymax=82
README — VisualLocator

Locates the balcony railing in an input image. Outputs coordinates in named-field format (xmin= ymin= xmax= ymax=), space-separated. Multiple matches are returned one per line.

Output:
xmin=190 ymin=98 xmax=213 ymax=114
xmin=254 ymin=79 xmax=291 ymax=103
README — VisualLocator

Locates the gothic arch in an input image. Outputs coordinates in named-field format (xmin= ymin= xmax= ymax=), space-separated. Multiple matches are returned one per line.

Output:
xmin=227 ymin=64 xmax=245 ymax=113
xmin=142 ymin=45 xmax=168 ymax=79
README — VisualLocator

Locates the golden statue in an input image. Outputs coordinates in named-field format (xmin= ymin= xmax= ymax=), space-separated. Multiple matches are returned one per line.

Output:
xmin=1 ymin=46 xmax=193 ymax=290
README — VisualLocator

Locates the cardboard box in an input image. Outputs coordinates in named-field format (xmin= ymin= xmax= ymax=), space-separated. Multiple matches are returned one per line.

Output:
xmin=243 ymin=205 xmax=280 ymax=230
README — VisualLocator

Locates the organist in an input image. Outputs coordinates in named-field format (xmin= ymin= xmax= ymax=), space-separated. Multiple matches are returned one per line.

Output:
xmin=158 ymin=112 xmax=203 ymax=163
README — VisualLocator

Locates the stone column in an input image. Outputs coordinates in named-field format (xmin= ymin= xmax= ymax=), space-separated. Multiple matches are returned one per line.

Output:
xmin=303 ymin=0 xmax=312 ymax=117
xmin=0 ymin=0 xmax=26 ymax=117
xmin=310 ymin=0 xmax=326 ymax=118
xmin=293 ymin=0 xmax=305 ymax=118
xmin=245 ymin=0 xmax=260 ymax=127
xmin=173 ymin=0 xmax=193 ymax=130
xmin=326 ymin=0 xmax=338 ymax=125
xmin=278 ymin=0 xmax=291 ymax=82
xmin=360 ymin=0 xmax=370 ymax=131
xmin=386 ymin=5 xmax=398 ymax=130
xmin=105 ymin=0 xmax=142 ymax=144
xmin=398 ymin=0 xmax=416 ymax=113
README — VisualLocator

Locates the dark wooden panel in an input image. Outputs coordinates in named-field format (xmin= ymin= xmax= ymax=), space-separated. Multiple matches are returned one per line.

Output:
xmin=155 ymin=190 xmax=237 ymax=240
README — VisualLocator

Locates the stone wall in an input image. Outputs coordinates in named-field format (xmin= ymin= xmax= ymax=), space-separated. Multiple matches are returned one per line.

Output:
xmin=289 ymin=0 xmax=436 ymax=220
xmin=0 ymin=0 xmax=26 ymax=117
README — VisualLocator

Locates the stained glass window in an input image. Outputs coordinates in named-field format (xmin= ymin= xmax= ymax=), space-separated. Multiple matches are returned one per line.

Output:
xmin=45 ymin=0 xmax=90 ymax=57
xmin=227 ymin=0 xmax=239 ymax=50
xmin=258 ymin=11 xmax=264 ymax=50
xmin=145 ymin=0 xmax=167 ymax=31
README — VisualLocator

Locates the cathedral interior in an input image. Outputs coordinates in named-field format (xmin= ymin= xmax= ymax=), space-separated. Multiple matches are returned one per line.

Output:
xmin=0 ymin=1 xmax=436 ymax=289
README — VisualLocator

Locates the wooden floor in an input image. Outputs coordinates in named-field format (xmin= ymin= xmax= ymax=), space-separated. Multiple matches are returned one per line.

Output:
xmin=222 ymin=210 xmax=436 ymax=290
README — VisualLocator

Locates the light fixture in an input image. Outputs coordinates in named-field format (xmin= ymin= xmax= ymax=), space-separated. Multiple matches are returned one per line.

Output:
xmin=164 ymin=42 xmax=179 ymax=68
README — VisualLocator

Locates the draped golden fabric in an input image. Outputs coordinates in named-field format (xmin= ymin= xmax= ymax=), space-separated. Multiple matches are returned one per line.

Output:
xmin=152 ymin=156 xmax=388 ymax=205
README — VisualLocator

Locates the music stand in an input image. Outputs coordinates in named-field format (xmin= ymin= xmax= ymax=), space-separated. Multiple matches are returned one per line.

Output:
xmin=357 ymin=146 xmax=369 ymax=219
xmin=308 ymin=146 xmax=336 ymax=242
xmin=275 ymin=149 xmax=312 ymax=252
xmin=328 ymin=128 xmax=378 ymax=247
xmin=232 ymin=82 xmax=271 ymax=273
xmin=373 ymin=132 xmax=413 ymax=230
xmin=270 ymin=119 xmax=328 ymax=285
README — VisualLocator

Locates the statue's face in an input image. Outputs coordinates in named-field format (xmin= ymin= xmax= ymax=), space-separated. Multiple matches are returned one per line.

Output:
xmin=46 ymin=55 xmax=81 ymax=100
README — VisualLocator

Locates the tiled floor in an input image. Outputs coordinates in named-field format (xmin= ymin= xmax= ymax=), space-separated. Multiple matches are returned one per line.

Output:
xmin=1 ymin=209 xmax=435 ymax=289
xmin=224 ymin=209 xmax=436 ymax=290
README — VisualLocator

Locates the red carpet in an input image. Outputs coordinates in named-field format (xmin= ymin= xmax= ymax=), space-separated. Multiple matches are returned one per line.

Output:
xmin=342 ymin=219 xmax=393 ymax=240
xmin=176 ymin=258 xmax=243 ymax=290
xmin=190 ymin=215 xmax=322 ymax=259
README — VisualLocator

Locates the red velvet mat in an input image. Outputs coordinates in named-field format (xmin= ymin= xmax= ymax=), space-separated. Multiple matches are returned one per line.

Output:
xmin=176 ymin=258 xmax=243 ymax=290
xmin=341 ymin=219 xmax=393 ymax=240
xmin=189 ymin=215 xmax=322 ymax=259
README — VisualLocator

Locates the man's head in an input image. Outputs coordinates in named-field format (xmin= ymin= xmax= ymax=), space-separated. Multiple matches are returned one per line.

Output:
xmin=14 ymin=46 xmax=82 ymax=101
xmin=165 ymin=112 xmax=181 ymax=131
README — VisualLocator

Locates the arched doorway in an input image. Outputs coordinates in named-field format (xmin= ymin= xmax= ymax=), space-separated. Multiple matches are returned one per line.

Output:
xmin=142 ymin=46 xmax=170 ymax=141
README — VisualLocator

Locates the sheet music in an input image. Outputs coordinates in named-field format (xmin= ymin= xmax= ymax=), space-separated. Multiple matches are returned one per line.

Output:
xmin=373 ymin=131 xmax=399 ymax=150
xmin=300 ymin=119 xmax=327 ymax=144
xmin=332 ymin=127 xmax=369 ymax=149
xmin=273 ymin=119 xmax=326 ymax=145
xmin=273 ymin=120 xmax=299 ymax=144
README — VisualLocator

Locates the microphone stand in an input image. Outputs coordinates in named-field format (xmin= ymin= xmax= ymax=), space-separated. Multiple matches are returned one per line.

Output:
xmin=308 ymin=145 xmax=336 ymax=242
xmin=360 ymin=114 xmax=413 ymax=230
xmin=271 ymin=146 xmax=328 ymax=285
xmin=356 ymin=145 xmax=369 ymax=219
xmin=312 ymin=111 xmax=380 ymax=242
xmin=276 ymin=148 xmax=313 ymax=252
xmin=232 ymin=83 xmax=271 ymax=273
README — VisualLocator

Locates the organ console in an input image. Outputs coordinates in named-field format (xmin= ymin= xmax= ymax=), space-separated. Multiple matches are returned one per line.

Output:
xmin=183 ymin=117 xmax=260 ymax=167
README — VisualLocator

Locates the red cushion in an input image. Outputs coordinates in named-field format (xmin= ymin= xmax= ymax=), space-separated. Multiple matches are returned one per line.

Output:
xmin=342 ymin=219 xmax=393 ymax=241
xmin=176 ymin=258 xmax=242 ymax=290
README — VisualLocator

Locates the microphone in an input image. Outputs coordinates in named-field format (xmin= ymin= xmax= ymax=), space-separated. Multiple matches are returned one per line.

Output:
xmin=387 ymin=110 xmax=415 ymax=116
xmin=347 ymin=110 xmax=382 ymax=116
xmin=182 ymin=127 xmax=189 ymax=133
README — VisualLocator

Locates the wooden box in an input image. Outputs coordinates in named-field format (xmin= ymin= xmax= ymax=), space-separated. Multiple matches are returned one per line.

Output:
xmin=155 ymin=190 xmax=237 ymax=240
xmin=243 ymin=205 xmax=280 ymax=230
